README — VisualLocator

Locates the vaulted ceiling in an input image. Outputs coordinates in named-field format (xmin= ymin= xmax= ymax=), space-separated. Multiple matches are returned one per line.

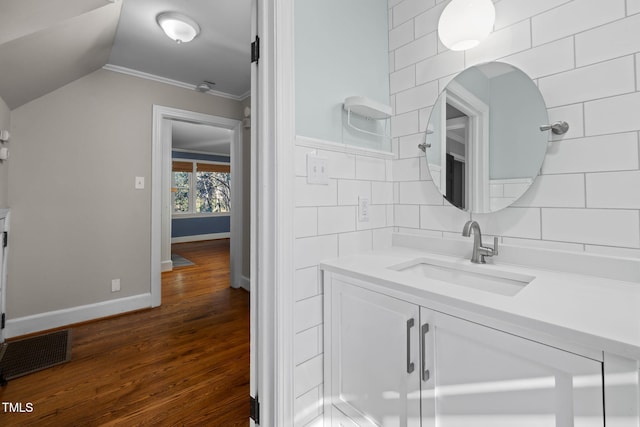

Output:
xmin=0 ymin=0 xmax=252 ymax=110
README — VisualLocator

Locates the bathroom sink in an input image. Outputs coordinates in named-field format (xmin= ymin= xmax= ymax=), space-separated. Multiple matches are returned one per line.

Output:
xmin=388 ymin=257 xmax=535 ymax=296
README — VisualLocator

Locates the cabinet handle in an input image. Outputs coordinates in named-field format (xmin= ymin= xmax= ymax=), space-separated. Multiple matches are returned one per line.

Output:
xmin=421 ymin=323 xmax=430 ymax=382
xmin=406 ymin=318 xmax=415 ymax=374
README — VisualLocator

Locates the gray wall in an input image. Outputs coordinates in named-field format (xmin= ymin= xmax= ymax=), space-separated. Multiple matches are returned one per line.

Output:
xmin=0 ymin=96 xmax=9 ymax=208
xmin=8 ymin=68 xmax=244 ymax=319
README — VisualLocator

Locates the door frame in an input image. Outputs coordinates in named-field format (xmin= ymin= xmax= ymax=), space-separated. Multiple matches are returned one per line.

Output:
xmin=252 ymin=0 xmax=296 ymax=425
xmin=445 ymin=81 xmax=490 ymax=213
xmin=151 ymin=105 xmax=244 ymax=307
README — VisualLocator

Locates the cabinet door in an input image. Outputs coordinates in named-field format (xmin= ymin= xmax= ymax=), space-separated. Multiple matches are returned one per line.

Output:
xmin=330 ymin=279 xmax=421 ymax=427
xmin=420 ymin=308 xmax=604 ymax=427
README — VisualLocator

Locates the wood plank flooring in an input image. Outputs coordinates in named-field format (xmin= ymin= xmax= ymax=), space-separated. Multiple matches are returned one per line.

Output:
xmin=0 ymin=239 xmax=249 ymax=426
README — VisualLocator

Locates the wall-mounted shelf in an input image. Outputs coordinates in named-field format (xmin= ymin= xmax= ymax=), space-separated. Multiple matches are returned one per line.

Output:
xmin=343 ymin=96 xmax=392 ymax=138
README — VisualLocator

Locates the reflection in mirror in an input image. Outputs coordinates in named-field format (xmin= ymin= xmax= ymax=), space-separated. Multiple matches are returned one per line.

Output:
xmin=424 ymin=62 xmax=549 ymax=214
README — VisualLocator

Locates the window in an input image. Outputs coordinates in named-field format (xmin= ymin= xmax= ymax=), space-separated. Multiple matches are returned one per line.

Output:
xmin=172 ymin=160 xmax=231 ymax=214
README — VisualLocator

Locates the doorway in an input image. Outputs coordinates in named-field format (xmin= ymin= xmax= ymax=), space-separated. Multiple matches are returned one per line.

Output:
xmin=167 ymin=120 xmax=233 ymax=271
xmin=151 ymin=106 xmax=243 ymax=307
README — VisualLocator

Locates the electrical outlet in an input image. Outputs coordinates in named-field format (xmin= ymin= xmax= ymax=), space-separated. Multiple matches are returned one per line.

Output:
xmin=358 ymin=197 xmax=370 ymax=222
xmin=111 ymin=278 xmax=121 ymax=292
xmin=307 ymin=154 xmax=329 ymax=185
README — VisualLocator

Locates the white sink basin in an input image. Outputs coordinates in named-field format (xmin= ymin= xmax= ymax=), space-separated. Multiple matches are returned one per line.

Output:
xmin=389 ymin=257 xmax=535 ymax=296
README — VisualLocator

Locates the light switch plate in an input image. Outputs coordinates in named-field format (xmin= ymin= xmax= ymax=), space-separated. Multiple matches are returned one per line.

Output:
xmin=307 ymin=154 xmax=329 ymax=185
xmin=135 ymin=176 xmax=145 ymax=189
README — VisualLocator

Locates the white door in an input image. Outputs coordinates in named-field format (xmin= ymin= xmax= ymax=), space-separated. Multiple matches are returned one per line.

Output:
xmin=421 ymin=308 xmax=604 ymax=427
xmin=331 ymin=279 xmax=421 ymax=427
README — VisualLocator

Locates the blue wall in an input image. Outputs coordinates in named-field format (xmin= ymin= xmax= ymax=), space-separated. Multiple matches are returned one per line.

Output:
xmin=172 ymin=215 xmax=230 ymax=238
xmin=295 ymin=0 xmax=390 ymax=151
xmin=172 ymin=151 xmax=231 ymax=239
xmin=172 ymin=150 xmax=230 ymax=162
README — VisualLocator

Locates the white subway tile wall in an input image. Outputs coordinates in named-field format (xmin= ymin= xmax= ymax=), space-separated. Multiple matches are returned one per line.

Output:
xmin=502 ymin=37 xmax=575 ymax=80
xmin=575 ymin=13 xmax=640 ymax=67
xmin=531 ymin=0 xmax=625 ymax=46
xmin=538 ymin=56 xmax=635 ymax=108
xmin=465 ymin=20 xmax=532 ymax=66
xmin=389 ymin=0 xmax=640 ymax=253
xmin=294 ymin=0 xmax=640 ymax=422
xmin=494 ymin=0 xmax=572 ymax=30
xmin=293 ymin=140 xmax=395 ymax=421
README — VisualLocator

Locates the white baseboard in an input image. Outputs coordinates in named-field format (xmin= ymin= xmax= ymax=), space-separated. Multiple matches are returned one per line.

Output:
xmin=239 ymin=275 xmax=250 ymax=292
xmin=4 ymin=293 xmax=152 ymax=339
xmin=171 ymin=232 xmax=230 ymax=244
xmin=161 ymin=259 xmax=173 ymax=272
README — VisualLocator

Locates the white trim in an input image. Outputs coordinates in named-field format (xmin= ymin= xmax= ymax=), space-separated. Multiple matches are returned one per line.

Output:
xmin=445 ymin=81 xmax=490 ymax=213
xmin=437 ymin=93 xmax=447 ymax=197
xmin=152 ymin=106 xmax=244 ymax=307
xmin=103 ymin=64 xmax=250 ymax=101
xmin=249 ymin=0 xmax=259 ymax=424
xmin=4 ymin=293 xmax=152 ymax=339
xmin=296 ymin=135 xmax=395 ymax=159
xmin=161 ymin=260 xmax=173 ymax=272
xmin=275 ymin=0 xmax=296 ymax=423
xmin=240 ymin=275 xmax=250 ymax=292
xmin=171 ymin=232 xmax=231 ymax=244
xmin=253 ymin=0 xmax=296 ymax=425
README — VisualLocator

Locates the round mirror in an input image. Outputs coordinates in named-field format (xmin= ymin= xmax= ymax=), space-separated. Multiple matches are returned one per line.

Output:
xmin=424 ymin=62 xmax=549 ymax=213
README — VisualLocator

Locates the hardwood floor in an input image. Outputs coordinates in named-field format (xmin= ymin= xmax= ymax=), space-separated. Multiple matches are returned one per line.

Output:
xmin=0 ymin=239 xmax=250 ymax=426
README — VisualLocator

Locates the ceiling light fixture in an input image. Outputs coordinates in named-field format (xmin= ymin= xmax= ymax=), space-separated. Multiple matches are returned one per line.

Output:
xmin=156 ymin=12 xmax=200 ymax=44
xmin=196 ymin=81 xmax=215 ymax=92
xmin=438 ymin=0 xmax=495 ymax=51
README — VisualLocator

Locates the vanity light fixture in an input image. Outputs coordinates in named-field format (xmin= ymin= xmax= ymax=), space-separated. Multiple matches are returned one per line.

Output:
xmin=156 ymin=12 xmax=200 ymax=44
xmin=438 ymin=0 xmax=495 ymax=51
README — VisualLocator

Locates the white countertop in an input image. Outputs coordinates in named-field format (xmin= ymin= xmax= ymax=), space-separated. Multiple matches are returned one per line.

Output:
xmin=320 ymin=237 xmax=640 ymax=361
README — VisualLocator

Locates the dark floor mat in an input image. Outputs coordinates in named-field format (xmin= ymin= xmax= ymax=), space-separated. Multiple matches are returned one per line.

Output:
xmin=0 ymin=329 xmax=72 ymax=381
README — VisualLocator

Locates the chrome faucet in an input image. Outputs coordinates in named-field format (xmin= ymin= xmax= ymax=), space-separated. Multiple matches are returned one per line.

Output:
xmin=462 ymin=220 xmax=499 ymax=264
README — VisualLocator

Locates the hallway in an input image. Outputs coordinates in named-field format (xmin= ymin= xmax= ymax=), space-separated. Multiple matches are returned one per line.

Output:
xmin=0 ymin=239 xmax=249 ymax=426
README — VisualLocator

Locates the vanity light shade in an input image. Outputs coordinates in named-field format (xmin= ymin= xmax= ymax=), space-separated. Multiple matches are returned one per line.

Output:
xmin=438 ymin=0 xmax=495 ymax=51
xmin=157 ymin=12 xmax=200 ymax=44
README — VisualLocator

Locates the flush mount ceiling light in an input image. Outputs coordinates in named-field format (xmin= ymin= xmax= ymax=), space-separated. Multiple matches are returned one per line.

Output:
xmin=156 ymin=12 xmax=200 ymax=44
xmin=438 ymin=0 xmax=495 ymax=51
xmin=196 ymin=81 xmax=215 ymax=92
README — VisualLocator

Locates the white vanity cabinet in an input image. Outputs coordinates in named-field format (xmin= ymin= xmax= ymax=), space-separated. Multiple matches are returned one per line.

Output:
xmin=327 ymin=276 xmax=421 ymax=427
xmin=324 ymin=273 xmax=605 ymax=427
xmin=420 ymin=307 xmax=604 ymax=427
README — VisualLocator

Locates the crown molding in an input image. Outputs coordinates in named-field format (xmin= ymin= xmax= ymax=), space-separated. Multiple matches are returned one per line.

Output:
xmin=103 ymin=64 xmax=249 ymax=101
